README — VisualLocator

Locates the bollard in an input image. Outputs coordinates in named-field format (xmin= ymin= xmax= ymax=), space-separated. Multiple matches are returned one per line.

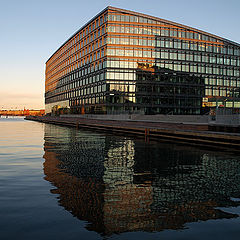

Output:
xmin=145 ymin=128 xmax=150 ymax=142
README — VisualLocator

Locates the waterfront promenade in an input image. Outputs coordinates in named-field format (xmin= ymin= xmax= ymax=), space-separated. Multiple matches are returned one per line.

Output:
xmin=26 ymin=115 xmax=240 ymax=149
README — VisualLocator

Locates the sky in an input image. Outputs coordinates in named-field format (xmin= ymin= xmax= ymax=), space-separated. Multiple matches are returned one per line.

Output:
xmin=1 ymin=0 xmax=240 ymax=110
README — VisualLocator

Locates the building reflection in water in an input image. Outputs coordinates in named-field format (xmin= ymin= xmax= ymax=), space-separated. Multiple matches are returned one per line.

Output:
xmin=43 ymin=124 xmax=240 ymax=236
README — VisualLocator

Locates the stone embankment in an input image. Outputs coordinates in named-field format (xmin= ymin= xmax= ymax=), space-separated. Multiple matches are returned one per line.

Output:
xmin=25 ymin=115 xmax=240 ymax=149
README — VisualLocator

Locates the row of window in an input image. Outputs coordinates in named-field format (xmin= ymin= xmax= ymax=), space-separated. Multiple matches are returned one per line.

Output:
xmin=107 ymin=35 xmax=239 ymax=56
xmin=106 ymin=50 xmax=240 ymax=77
xmin=47 ymin=12 xmax=108 ymax=66
xmin=49 ymin=84 xmax=236 ymax=105
xmin=47 ymin=56 xmax=240 ymax=93
xmin=107 ymin=47 xmax=239 ymax=66
xmin=46 ymin=23 xmax=240 ymax=87
xmin=46 ymin=33 xmax=106 ymax=77
xmin=61 ymin=33 xmax=106 ymax=59
xmin=108 ymin=13 xmax=220 ymax=44
xmin=50 ymin=47 xmax=104 ymax=73
xmin=48 ymin=43 xmax=240 ymax=85
xmin=107 ymin=24 xmax=239 ymax=54
xmin=47 ymin=93 xmax=105 ymax=104
xmin=46 ymin=18 xmax=108 ymax=77
xmin=47 ymin=56 xmax=240 ymax=89
xmin=48 ymin=91 xmax=240 ymax=110
xmin=108 ymin=14 xmax=213 ymax=42
xmin=47 ymin=39 xmax=239 ymax=86
xmin=46 ymin=72 xmax=239 ymax=102
xmin=46 ymin=60 xmax=107 ymax=91
xmin=46 ymin=46 xmax=106 ymax=85
xmin=47 ymin=18 xmax=240 ymax=77
xmin=46 ymin=9 xmax=240 ymax=89
xmin=48 ymin=91 xmax=201 ymax=104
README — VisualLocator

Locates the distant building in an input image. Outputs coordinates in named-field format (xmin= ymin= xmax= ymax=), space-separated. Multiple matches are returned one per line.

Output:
xmin=45 ymin=6 xmax=240 ymax=115
xmin=0 ymin=109 xmax=45 ymax=116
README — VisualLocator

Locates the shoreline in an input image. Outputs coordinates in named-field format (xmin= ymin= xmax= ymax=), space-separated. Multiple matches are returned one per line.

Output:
xmin=25 ymin=115 xmax=240 ymax=149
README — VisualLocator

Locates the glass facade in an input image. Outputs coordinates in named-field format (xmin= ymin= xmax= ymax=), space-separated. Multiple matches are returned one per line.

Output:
xmin=45 ymin=6 xmax=240 ymax=115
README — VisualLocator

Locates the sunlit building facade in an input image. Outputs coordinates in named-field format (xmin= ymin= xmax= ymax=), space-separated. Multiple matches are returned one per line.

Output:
xmin=45 ymin=6 xmax=240 ymax=115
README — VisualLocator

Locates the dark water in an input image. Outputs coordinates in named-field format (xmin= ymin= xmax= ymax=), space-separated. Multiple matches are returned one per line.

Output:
xmin=0 ymin=117 xmax=240 ymax=240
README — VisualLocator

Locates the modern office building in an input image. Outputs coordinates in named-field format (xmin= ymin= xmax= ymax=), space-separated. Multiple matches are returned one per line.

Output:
xmin=45 ymin=6 xmax=240 ymax=115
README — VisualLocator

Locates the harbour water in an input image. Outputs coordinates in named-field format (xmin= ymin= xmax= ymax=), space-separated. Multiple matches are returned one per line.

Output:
xmin=0 ymin=117 xmax=240 ymax=240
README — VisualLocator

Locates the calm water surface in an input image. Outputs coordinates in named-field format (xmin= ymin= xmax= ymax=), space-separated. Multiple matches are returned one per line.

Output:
xmin=0 ymin=117 xmax=240 ymax=240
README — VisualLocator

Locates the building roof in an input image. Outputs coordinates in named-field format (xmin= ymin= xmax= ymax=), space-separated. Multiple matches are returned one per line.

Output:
xmin=46 ymin=6 xmax=240 ymax=63
xmin=108 ymin=6 xmax=240 ymax=47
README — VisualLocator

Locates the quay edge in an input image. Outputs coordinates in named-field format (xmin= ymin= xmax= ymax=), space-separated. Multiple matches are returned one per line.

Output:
xmin=25 ymin=115 xmax=240 ymax=149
